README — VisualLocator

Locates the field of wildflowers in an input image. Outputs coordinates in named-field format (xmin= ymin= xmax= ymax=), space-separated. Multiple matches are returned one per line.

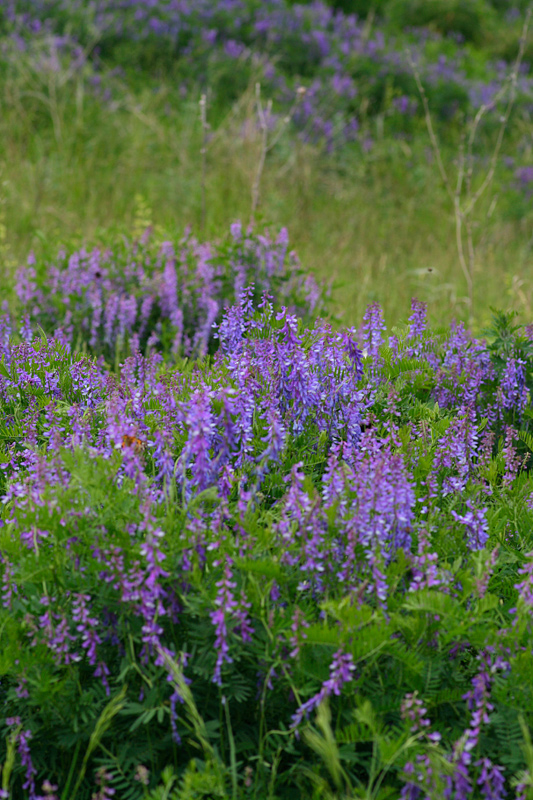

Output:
xmin=3 ymin=238 xmax=533 ymax=798
xmin=1 ymin=1 xmax=533 ymax=799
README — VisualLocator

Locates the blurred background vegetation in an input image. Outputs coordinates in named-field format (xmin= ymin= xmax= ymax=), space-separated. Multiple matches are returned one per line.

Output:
xmin=0 ymin=0 xmax=532 ymax=331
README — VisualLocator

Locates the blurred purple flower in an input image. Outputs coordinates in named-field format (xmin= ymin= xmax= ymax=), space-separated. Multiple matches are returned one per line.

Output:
xmin=451 ymin=500 xmax=489 ymax=551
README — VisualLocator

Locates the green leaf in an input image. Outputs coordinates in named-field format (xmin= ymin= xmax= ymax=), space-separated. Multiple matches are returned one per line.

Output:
xmin=402 ymin=589 xmax=460 ymax=617
xmin=236 ymin=557 xmax=283 ymax=581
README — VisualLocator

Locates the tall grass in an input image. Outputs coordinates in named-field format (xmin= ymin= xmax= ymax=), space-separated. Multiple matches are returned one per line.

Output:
xmin=0 ymin=41 xmax=531 ymax=330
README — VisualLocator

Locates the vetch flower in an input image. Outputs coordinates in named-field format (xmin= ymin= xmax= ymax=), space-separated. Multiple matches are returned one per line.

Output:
xmin=291 ymin=649 xmax=356 ymax=728
xmin=451 ymin=500 xmax=489 ymax=551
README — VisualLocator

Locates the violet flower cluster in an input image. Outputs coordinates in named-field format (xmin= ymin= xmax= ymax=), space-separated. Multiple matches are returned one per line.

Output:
xmin=401 ymin=651 xmax=510 ymax=800
xmin=14 ymin=223 xmax=322 ymax=361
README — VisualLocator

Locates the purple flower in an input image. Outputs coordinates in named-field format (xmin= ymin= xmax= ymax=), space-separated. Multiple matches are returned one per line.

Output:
xmin=407 ymin=298 xmax=427 ymax=352
xmin=401 ymin=692 xmax=434 ymax=736
xmin=275 ymin=462 xmax=328 ymax=590
xmin=401 ymin=754 xmax=441 ymax=800
xmin=215 ymin=300 xmax=247 ymax=355
xmin=93 ymin=767 xmax=115 ymax=800
xmin=19 ymin=314 xmax=33 ymax=344
xmin=476 ymin=758 xmax=507 ymax=800
xmin=515 ymin=166 xmax=533 ymax=197
xmin=512 ymin=553 xmax=533 ymax=613
xmin=433 ymin=414 xmax=479 ymax=496
xmin=16 ymin=728 xmax=38 ymax=800
xmin=360 ymin=302 xmax=386 ymax=360
xmin=210 ymin=559 xmax=238 ymax=686
xmin=1 ymin=556 xmax=17 ymax=609
xmin=445 ymin=753 xmax=474 ymax=800
xmin=502 ymin=427 xmax=522 ymax=485
xmin=451 ymin=500 xmax=489 ymax=551
xmin=288 ymin=607 xmax=310 ymax=659
xmin=179 ymin=388 xmax=215 ymax=496
xmin=72 ymin=593 xmax=109 ymax=693
xmin=41 ymin=779 xmax=59 ymax=799
xmin=499 ymin=357 xmax=527 ymax=417
xmin=409 ymin=528 xmax=446 ymax=593
xmin=291 ymin=649 xmax=356 ymax=728
xmin=393 ymin=95 xmax=418 ymax=115
xmin=230 ymin=221 xmax=242 ymax=240
xmin=257 ymin=403 xmax=285 ymax=476
xmin=0 ymin=310 xmax=12 ymax=364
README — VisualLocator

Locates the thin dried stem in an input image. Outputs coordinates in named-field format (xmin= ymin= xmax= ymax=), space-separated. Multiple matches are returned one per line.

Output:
xmin=407 ymin=51 xmax=454 ymax=204
xmin=249 ymin=83 xmax=305 ymax=227
xmin=250 ymin=83 xmax=270 ymax=227
xmin=408 ymin=3 xmax=532 ymax=328
xmin=463 ymin=4 xmax=532 ymax=216
xmin=454 ymin=133 xmax=475 ymax=322
xmin=410 ymin=51 xmax=474 ymax=322
xmin=199 ymin=93 xmax=208 ymax=232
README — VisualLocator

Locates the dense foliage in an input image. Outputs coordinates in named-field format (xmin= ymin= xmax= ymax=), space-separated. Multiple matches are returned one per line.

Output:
xmin=3 ymin=257 xmax=533 ymax=797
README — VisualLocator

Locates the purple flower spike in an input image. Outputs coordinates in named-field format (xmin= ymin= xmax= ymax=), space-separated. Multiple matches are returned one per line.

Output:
xmin=210 ymin=560 xmax=237 ymax=686
xmin=407 ymin=298 xmax=427 ymax=340
xmin=360 ymin=302 xmax=386 ymax=360
xmin=451 ymin=500 xmax=489 ymax=551
xmin=291 ymin=649 xmax=355 ymax=728
xmin=476 ymin=758 xmax=507 ymax=800
xmin=514 ymin=553 xmax=533 ymax=612
xmin=179 ymin=388 xmax=215 ymax=496
xmin=401 ymin=691 xmax=433 ymax=735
